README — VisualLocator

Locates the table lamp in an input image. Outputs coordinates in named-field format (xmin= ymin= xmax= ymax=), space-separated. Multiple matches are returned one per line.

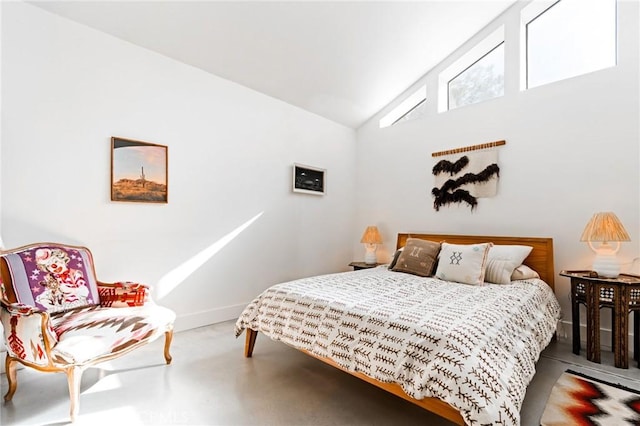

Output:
xmin=361 ymin=226 xmax=382 ymax=265
xmin=580 ymin=212 xmax=630 ymax=278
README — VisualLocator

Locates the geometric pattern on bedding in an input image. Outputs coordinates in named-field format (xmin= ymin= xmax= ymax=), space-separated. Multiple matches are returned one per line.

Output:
xmin=236 ymin=266 xmax=561 ymax=426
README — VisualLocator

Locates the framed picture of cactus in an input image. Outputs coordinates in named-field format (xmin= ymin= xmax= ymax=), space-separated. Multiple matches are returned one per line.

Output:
xmin=111 ymin=137 xmax=168 ymax=203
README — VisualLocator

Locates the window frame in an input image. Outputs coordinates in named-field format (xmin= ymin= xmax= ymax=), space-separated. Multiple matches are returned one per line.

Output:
xmin=438 ymin=26 xmax=505 ymax=113
xmin=446 ymin=41 xmax=505 ymax=111
xmin=379 ymin=85 xmax=427 ymax=128
xmin=520 ymin=0 xmax=618 ymax=90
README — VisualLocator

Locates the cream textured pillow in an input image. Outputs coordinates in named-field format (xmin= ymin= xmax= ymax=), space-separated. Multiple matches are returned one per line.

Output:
xmin=484 ymin=245 xmax=533 ymax=284
xmin=391 ymin=238 xmax=440 ymax=277
xmin=511 ymin=264 xmax=540 ymax=281
xmin=435 ymin=242 xmax=492 ymax=285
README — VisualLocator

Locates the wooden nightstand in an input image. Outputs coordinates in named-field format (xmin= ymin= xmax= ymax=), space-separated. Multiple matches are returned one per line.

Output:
xmin=561 ymin=270 xmax=640 ymax=368
xmin=349 ymin=261 xmax=381 ymax=271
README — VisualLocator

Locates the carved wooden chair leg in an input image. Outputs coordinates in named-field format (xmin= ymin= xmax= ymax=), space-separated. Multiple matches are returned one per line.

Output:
xmin=245 ymin=329 xmax=258 ymax=357
xmin=164 ymin=329 xmax=174 ymax=364
xmin=66 ymin=366 xmax=84 ymax=422
xmin=4 ymin=356 xmax=18 ymax=402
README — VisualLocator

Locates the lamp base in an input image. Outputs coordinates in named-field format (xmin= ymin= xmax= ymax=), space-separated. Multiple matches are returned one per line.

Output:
xmin=364 ymin=244 xmax=378 ymax=265
xmin=592 ymin=253 xmax=620 ymax=278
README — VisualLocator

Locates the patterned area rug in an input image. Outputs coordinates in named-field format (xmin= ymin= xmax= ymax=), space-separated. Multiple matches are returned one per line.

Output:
xmin=540 ymin=369 xmax=640 ymax=425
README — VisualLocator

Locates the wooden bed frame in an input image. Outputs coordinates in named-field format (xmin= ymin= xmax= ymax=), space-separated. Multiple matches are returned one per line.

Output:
xmin=243 ymin=233 xmax=555 ymax=425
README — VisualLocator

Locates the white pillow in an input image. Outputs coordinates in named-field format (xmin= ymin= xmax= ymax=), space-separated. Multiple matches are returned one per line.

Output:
xmin=511 ymin=264 xmax=540 ymax=281
xmin=435 ymin=242 xmax=492 ymax=285
xmin=484 ymin=245 xmax=533 ymax=284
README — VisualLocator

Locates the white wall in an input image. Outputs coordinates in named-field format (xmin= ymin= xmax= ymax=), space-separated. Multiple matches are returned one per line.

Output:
xmin=1 ymin=1 xmax=638 ymax=348
xmin=0 ymin=2 xmax=357 ymax=332
xmin=0 ymin=0 xmax=4 ymax=359
xmin=355 ymin=1 xmax=640 ymax=337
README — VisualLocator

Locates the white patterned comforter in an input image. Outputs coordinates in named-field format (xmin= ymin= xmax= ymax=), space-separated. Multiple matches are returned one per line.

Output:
xmin=235 ymin=266 xmax=561 ymax=426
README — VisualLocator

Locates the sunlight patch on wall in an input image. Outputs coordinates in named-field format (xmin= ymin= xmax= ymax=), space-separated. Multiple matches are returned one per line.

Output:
xmin=156 ymin=212 xmax=264 ymax=299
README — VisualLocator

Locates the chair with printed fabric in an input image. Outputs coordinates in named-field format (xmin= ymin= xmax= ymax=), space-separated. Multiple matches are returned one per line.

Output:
xmin=0 ymin=242 xmax=176 ymax=422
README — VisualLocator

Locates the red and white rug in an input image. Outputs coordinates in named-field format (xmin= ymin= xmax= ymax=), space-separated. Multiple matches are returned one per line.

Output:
xmin=541 ymin=369 xmax=640 ymax=425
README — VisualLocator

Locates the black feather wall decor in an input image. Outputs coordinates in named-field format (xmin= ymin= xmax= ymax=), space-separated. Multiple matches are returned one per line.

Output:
xmin=437 ymin=164 xmax=500 ymax=191
xmin=430 ymin=140 xmax=505 ymax=211
xmin=431 ymin=163 xmax=500 ymax=211
xmin=431 ymin=188 xmax=478 ymax=211
xmin=432 ymin=156 xmax=469 ymax=176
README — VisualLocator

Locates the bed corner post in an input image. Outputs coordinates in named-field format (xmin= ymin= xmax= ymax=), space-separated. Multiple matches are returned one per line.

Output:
xmin=244 ymin=329 xmax=258 ymax=357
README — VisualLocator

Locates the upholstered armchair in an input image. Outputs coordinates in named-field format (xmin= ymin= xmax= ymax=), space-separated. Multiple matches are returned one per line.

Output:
xmin=0 ymin=243 xmax=176 ymax=421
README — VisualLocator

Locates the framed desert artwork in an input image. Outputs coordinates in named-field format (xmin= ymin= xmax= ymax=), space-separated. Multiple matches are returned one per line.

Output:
xmin=293 ymin=163 xmax=325 ymax=195
xmin=111 ymin=137 xmax=168 ymax=203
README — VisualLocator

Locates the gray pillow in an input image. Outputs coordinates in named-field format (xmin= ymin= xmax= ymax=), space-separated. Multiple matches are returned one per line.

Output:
xmin=388 ymin=248 xmax=403 ymax=269
xmin=391 ymin=238 xmax=441 ymax=277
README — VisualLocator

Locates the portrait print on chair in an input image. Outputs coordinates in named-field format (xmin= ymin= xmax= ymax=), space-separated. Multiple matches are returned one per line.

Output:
xmin=0 ymin=242 xmax=176 ymax=422
xmin=5 ymin=245 xmax=100 ymax=313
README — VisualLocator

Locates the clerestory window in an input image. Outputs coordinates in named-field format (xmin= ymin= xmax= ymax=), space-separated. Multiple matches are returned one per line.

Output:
xmin=379 ymin=85 xmax=427 ymax=128
xmin=438 ymin=26 xmax=505 ymax=112
xmin=523 ymin=0 xmax=617 ymax=89
xmin=448 ymin=42 xmax=505 ymax=110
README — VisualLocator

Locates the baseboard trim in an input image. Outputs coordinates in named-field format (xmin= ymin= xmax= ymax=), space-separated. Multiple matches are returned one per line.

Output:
xmin=172 ymin=302 xmax=247 ymax=333
xmin=558 ymin=319 xmax=638 ymax=352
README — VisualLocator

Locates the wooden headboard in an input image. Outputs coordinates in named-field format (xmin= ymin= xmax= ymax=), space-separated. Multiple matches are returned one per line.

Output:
xmin=396 ymin=233 xmax=555 ymax=290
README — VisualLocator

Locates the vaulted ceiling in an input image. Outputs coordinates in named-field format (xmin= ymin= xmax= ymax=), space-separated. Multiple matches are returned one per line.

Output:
xmin=30 ymin=1 xmax=518 ymax=128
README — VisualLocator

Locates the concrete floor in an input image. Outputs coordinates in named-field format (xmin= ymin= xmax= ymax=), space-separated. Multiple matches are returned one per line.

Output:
xmin=2 ymin=320 xmax=640 ymax=426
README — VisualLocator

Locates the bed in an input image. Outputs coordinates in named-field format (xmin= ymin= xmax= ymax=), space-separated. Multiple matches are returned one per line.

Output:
xmin=235 ymin=233 xmax=561 ymax=425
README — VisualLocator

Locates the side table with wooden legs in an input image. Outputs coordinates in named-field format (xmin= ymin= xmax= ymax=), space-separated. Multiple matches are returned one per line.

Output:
xmin=561 ymin=270 xmax=640 ymax=369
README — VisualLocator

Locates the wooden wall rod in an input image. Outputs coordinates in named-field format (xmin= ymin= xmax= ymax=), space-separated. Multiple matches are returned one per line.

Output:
xmin=431 ymin=140 xmax=506 ymax=158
